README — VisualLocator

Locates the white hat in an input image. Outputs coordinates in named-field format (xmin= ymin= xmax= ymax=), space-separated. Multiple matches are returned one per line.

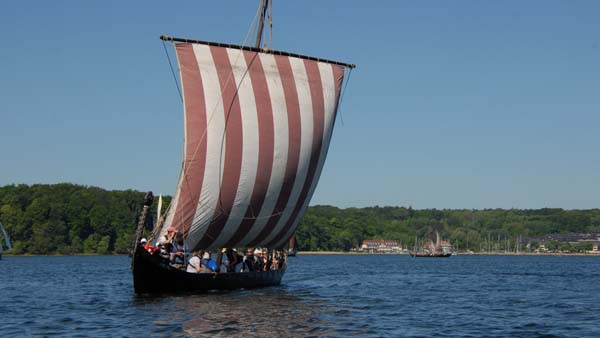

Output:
xmin=140 ymin=238 xmax=147 ymax=243
xmin=203 ymin=252 xmax=210 ymax=259
xmin=254 ymin=248 xmax=261 ymax=255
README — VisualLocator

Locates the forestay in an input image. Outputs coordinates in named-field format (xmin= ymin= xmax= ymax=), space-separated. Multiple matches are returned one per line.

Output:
xmin=159 ymin=42 xmax=346 ymax=250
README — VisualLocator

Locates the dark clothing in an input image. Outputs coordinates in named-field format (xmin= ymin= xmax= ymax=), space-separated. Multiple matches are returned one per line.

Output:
xmin=243 ymin=255 xmax=255 ymax=272
xmin=226 ymin=251 xmax=242 ymax=272
xmin=254 ymin=256 xmax=264 ymax=271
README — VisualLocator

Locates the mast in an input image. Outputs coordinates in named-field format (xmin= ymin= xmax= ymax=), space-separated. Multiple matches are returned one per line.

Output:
xmin=414 ymin=235 xmax=418 ymax=254
xmin=255 ymin=0 xmax=270 ymax=48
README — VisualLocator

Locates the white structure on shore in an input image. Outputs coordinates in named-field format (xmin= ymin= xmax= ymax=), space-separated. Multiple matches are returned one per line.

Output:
xmin=359 ymin=240 xmax=405 ymax=254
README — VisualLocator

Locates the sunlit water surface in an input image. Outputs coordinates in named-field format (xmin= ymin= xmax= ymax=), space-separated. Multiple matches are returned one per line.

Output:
xmin=1 ymin=255 xmax=599 ymax=337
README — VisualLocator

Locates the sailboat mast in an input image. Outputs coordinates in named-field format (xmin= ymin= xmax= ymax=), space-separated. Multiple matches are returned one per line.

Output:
xmin=255 ymin=0 xmax=270 ymax=48
xmin=0 ymin=222 xmax=11 ymax=250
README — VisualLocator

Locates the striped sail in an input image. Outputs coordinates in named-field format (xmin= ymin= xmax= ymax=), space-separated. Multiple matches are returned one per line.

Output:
xmin=160 ymin=42 xmax=345 ymax=250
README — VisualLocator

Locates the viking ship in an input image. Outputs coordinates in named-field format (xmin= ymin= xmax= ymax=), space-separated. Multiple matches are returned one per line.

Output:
xmin=410 ymin=232 xmax=453 ymax=258
xmin=131 ymin=0 xmax=355 ymax=293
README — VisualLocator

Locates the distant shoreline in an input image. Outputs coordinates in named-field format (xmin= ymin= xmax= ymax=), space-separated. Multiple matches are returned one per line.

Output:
xmin=297 ymin=251 xmax=600 ymax=256
xmin=3 ymin=251 xmax=599 ymax=257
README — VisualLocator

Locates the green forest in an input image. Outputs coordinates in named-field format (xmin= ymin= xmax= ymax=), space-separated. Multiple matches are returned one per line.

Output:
xmin=1 ymin=183 xmax=599 ymax=255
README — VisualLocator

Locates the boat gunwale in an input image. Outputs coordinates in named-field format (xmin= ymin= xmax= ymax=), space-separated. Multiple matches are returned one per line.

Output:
xmin=133 ymin=244 xmax=286 ymax=293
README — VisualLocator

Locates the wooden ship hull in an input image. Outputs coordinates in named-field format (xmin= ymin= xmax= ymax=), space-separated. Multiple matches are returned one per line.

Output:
xmin=132 ymin=245 xmax=285 ymax=294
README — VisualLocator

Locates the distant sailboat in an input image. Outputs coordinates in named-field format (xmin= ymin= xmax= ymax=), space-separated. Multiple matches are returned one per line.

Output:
xmin=287 ymin=235 xmax=298 ymax=257
xmin=410 ymin=231 xmax=452 ymax=258
xmin=0 ymin=222 xmax=12 ymax=260
xmin=131 ymin=0 xmax=354 ymax=293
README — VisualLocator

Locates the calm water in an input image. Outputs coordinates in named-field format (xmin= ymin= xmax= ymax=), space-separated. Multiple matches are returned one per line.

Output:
xmin=1 ymin=254 xmax=599 ymax=337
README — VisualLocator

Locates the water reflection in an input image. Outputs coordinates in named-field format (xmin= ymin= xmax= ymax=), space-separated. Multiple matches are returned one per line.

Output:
xmin=134 ymin=287 xmax=334 ymax=337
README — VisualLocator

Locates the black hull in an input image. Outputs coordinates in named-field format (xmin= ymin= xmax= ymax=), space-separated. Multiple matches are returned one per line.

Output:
xmin=132 ymin=246 xmax=286 ymax=294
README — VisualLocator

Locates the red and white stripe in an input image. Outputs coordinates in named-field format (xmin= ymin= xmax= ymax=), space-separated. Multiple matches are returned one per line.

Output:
xmin=160 ymin=43 xmax=345 ymax=250
xmin=270 ymin=62 xmax=345 ymax=248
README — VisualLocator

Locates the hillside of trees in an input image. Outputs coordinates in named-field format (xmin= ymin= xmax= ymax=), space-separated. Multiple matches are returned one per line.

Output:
xmin=1 ymin=183 xmax=599 ymax=254
xmin=0 ymin=184 xmax=170 ymax=255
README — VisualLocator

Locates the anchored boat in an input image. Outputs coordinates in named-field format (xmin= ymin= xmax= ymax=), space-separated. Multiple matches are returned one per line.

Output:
xmin=131 ymin=0 xmax=354 ymax=293
xmin=287 ymin=235 xmax=298 ymax=257
xmin=410 ymin=231 xmax=453 ymax=258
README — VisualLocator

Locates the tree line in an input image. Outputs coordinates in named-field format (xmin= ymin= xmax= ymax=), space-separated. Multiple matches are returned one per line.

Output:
xmin=1 ymin=183 xmax=599 ymax=254
xmin=0 ymin=183 xmax=169 ymax=255
xmin=296 ymin=205 xmax=600 ymax=252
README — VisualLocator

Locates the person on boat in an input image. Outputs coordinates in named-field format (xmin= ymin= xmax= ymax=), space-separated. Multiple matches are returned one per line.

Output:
xmin=277 ymin=251 xmax=286 ymax=269
xmin=276 ymin=251 xmax=284 ymax=270
xmin=187 ymin=251 xmax=202 ymax=273
xmin=164 ymin=226 xmax=177 ymax=243
xmin=141 ymin=237 xmax=150 ymax=251
xmin=200 ymin=251 xmax=218 ymax=273
xmin=234 ymin=249 xmax=245 ymax=272
xmin=157 ymin=226 xmax=178 ymax=258
xmin=170 ymin=232 xmax=188 ymax=269
xmin=262 ymin=249 xmax=272 ymax=271
xmin=253 ymin=248 xmax=264 ymax=271
xmin=200 ymin=251 xmax=210 ymax=267
xmin=219 ymin=248 xmax=230 ymax=273
xmin=224 ymin=248 xmax=242 ymax=272
xmin=140 ymin=238 xmax=159 ymax=254
xmin=271 ymin=251 xmax=281 ymax=270
xmin=242 ymin=248 xmax=255 ymax=272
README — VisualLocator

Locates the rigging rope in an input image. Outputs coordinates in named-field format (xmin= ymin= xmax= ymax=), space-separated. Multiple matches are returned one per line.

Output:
xmin=268 ymin=0 xmax=273 ymax=49
xmin=336 ymin=68 xmax=353 ymax=127
xmin=162 ymin=40 xmax=183 ymax=102
xmin=245 ymin=1 xmax=263 ymax=48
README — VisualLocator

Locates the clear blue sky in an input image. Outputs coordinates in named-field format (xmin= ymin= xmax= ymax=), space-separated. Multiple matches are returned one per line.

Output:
xmin=1 ymin=1 xmax=599 ymax=209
